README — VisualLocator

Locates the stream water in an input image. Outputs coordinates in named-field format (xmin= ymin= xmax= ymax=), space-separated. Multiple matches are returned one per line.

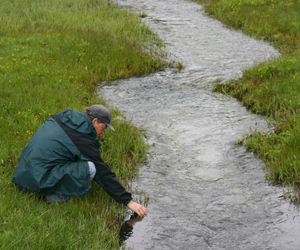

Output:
xmin=99 ymin=0 xmax=300 ymax=249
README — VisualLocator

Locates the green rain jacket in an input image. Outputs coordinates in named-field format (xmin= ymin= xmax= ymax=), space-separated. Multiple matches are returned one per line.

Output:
xmin=12 ymin=108 xmax=132 ymax=205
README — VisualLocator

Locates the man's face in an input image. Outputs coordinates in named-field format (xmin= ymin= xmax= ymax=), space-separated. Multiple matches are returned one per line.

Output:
xmin=92 ymin=119 xmax=107 ymax=137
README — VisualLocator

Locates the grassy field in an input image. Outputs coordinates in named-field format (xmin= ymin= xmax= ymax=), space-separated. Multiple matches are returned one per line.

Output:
xmin=196 ymin=0 xmax=300 ymax=196
xmin=0 ymin=0 xmax=164 ymax=248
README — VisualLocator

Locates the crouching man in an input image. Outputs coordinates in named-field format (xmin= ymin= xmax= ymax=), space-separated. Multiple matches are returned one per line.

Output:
xmin=12 ymin=104 xmax=147 ymax=217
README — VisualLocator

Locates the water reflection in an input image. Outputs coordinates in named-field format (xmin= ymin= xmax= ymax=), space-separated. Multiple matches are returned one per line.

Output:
xmin=119 ymin=213 xmax=145 ymax=246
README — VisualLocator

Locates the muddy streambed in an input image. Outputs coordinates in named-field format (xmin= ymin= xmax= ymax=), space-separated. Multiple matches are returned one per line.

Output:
xmin=99 ymin=0 xmax=300 ymax=249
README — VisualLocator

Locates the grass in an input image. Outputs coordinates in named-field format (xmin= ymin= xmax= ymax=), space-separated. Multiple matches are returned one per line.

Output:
xmin=196 ymin=0 xmax=300 ymax=194
xmin=0 ymin=0 xmax=164 ymax=248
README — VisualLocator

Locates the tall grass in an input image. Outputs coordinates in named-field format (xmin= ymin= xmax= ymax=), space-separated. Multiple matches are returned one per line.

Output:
xmin=0 ymin=0 xmax=162 ymax=248
xmin=196 ymin=0 xmax=300 ymax=194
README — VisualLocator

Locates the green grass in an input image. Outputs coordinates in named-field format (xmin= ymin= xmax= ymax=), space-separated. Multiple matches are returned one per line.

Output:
xmin=196 ymin=0 xmax=300 ymax=193
xmin=0 ymin=0 xmax=162 ymax=248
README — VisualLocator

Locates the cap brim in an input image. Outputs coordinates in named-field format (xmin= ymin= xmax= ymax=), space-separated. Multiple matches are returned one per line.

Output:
xmin=106 ymin=123 xmax=115 ymax=131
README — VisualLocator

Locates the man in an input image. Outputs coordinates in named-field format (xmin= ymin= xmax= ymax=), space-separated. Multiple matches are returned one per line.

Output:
xmin=12 ymin=104 xmax=147 ymax=217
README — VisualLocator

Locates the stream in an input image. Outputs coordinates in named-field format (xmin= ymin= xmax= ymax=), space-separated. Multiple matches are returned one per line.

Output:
xmin=99 ymin=0 xmax=300 ymax=249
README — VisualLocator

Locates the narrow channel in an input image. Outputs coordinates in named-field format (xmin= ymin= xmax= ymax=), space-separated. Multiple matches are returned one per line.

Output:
xmin=99 ymin=0 xmax=300 ymax=249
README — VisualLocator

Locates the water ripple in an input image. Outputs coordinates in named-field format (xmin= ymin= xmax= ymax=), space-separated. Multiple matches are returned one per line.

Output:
xmin=99 ymin=0 xmax=300 ymax=249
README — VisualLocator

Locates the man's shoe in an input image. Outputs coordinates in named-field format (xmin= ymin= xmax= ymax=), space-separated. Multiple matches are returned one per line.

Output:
xmin=46 ymin=194 xmax=71 ymax=203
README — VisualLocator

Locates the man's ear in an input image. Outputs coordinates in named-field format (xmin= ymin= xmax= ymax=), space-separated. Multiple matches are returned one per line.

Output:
xmin=92 ymin=118 xmax=98 ymax=125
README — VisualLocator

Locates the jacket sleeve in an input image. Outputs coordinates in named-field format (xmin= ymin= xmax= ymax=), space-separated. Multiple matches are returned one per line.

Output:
xmin=52 ymin=113 xmax=132 ymax=205
xmin=74 ymin=135 xmax=132 ymax=205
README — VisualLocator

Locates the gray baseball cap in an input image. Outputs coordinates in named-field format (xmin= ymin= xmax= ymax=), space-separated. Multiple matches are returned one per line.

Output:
xmin=89 ymin=104 xmax=115 ymax=131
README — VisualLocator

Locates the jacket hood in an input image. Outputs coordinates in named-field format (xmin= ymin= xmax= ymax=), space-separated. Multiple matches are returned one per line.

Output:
xmin=60 ymin=108 xmax=97 ymax=138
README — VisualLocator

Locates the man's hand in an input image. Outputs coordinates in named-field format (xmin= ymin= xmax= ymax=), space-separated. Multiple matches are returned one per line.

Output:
xmin=127 ymin=200 xmax=148 ymax=217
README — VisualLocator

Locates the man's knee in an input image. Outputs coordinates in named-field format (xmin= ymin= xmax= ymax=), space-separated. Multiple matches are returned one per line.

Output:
xmin=88 ymin=161 xmax=96 ymax=180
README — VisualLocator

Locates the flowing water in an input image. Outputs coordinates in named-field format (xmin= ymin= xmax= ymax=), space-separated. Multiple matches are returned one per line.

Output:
xmin=99 ymin=0 xmax=300 ymax=249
